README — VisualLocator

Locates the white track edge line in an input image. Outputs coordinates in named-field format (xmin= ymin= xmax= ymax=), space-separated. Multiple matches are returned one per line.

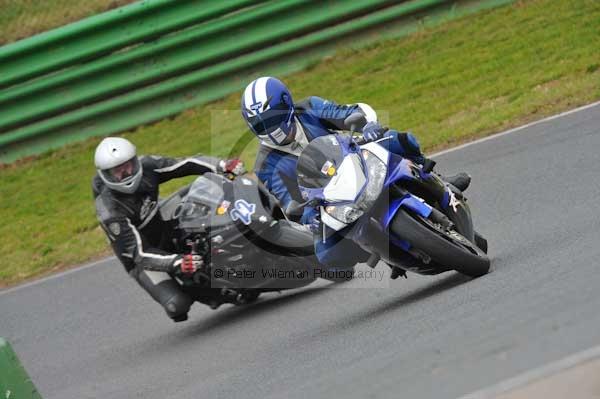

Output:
xmin=0 ymin=256 xmax=116 ymax=296
xmin=431 ymin=100 xmax=600 ymax=158
xmin=458 ymin=344 xmax=600 ymax=398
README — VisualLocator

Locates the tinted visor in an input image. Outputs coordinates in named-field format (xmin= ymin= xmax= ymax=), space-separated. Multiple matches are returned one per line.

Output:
xmin=247 ymin=104 xmax=292 ymax=136
xmin=101 ymin=157 xmax=141 ymax=183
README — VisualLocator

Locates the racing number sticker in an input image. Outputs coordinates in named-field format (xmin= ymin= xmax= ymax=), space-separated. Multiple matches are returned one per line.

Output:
xmin=229 ymin=199 xmax=256 ymax=225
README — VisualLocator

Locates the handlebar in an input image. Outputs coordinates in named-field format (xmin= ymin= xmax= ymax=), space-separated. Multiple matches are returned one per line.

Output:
xmin=351 ymin=133 xmax=437 ymax=173
xmin=353 ymin=134 xmax=368 ymax=146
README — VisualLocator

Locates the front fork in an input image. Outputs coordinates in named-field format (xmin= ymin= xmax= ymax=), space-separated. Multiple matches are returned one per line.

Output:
xmin=354 ymin=173 xmax=480 ymax=271
xmin=388 ymin=173 xmax=475 ymax=243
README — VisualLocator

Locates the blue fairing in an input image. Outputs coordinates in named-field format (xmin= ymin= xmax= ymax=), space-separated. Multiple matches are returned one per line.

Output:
xmin=382 ymin=196 xmax=433 ymax=230
xmin=377 ymin=150 xmax=433 ymax=249
xmin=377 ymin=195 xmax=432 ymax=254
xmin=385 ymin=153 xmax=415 ymax=186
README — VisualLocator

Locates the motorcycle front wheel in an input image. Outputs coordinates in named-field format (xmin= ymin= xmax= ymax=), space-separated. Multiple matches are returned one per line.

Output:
xmin=390 ymin=208 xmax=490 ymax=278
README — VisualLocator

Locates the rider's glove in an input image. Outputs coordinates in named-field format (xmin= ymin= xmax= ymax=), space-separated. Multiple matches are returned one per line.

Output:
xmin=174 ymin=254 xmax=203 ymax=274
xmin=219 ymin=158 xmax=246 ymax=176
xmin=362 ymin=121 xmax=386 ymax=142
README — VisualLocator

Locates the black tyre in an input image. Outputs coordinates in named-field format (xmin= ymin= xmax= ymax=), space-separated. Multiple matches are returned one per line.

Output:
xmin=390 ymin=209 xmax=490 ymax=278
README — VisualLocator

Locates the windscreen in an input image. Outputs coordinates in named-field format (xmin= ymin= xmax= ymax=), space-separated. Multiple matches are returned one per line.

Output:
xmin=297 ymin=135 xmax=346 ymax=189
xmin=185 ymin=176 xmax=225 ymax=207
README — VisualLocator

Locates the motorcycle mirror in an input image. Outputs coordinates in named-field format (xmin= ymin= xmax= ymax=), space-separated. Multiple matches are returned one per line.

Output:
xmin=344 ymin=113 xmax=367 ymax=133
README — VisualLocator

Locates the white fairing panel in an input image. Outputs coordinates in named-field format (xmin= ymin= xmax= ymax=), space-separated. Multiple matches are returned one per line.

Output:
xmin=323 ymin=153 xmax=367 ymax=202
xmin=361 ymin=142 xmax=390 ymax=165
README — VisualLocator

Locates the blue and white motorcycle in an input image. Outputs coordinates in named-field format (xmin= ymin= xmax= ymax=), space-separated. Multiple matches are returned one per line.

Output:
xmin=294 ymin=119 xmax=490 ymax=278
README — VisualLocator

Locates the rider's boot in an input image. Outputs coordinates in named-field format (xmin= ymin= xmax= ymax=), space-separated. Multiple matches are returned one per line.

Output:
xmin=420 ymin=157 xmax=471 ymax=192
xmin=442 ymin=172 xmax=471 ymax=192
xmin=131 ymin=267 xmax=193 ymax=322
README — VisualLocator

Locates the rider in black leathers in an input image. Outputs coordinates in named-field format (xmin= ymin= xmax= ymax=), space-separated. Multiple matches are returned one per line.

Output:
xmin=92 ymin=137 xmax=244 ymax=322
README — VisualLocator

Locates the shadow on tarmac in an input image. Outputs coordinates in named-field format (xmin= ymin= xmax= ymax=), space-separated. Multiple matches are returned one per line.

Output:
xmin=175 ymin=271 xmax=474 ymax=342
xmin=178 ymin=284 xmax=333 ymax=338
xmin=298 ymin=272 xmax=473 ymax=339
xmin=109 ymin=272 xmax=475 ymax=366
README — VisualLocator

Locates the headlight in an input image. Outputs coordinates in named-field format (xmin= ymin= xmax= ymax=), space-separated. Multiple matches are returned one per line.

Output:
xmin=325 ymin=205 xmax=364 ymax=224
xmin=324 ymin=150 xmax=387 ymax=225
xmin=359 ymin=150 xmax=387 ymax=210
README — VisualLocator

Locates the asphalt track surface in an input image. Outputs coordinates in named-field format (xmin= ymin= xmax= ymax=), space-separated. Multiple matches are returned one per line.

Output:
xmin=2 ymin=102 xmax=600 ymax=399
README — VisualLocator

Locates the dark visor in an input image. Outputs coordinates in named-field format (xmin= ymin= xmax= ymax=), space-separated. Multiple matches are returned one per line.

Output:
xmin=247 ymin=104 xmax=292 ymax=135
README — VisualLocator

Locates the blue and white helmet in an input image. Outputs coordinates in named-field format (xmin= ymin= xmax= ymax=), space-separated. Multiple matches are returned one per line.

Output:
xmin=241 ymin=77 xmax=295 ymax=146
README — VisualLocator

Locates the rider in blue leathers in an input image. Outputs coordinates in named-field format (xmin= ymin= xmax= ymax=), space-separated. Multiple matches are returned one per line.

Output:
xmin=241 ymin=76 xmax=470 ymax=272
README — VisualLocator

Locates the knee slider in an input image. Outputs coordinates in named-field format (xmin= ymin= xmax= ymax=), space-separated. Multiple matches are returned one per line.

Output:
xmin=163 ymin=292 xmax=192 ymax=317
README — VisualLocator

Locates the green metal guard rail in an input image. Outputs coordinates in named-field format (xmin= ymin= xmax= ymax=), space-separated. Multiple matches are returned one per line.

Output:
xmin=0 ymin=0 xmax=515 ymax=163
xmin=0 ymin=0 xmax=266 ymax=89
xmin=0 ymin=0 xmax=401 ymax=132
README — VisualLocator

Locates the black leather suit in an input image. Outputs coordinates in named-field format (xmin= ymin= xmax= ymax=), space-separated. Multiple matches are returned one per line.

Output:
xmin=92 ymin=154 xmax=222 ymax=320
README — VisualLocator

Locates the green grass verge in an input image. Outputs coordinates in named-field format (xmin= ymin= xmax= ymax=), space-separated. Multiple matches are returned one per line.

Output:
xmin=1 ymin=0 xmax=599 ymax=286
xmin=0 ymin=0 xmax=136 ymax=45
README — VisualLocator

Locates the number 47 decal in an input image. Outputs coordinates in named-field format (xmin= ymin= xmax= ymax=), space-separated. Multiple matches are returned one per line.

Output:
xmin=230 ymin=199 xmax=256 ymax=225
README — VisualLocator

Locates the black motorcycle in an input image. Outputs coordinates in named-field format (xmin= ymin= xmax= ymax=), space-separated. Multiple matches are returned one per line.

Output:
xmin=157 ymin=172 xmax=320 ymax=309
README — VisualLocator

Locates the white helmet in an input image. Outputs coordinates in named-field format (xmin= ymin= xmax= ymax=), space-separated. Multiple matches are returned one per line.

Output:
xmin=94 ymin=137 xmax=142 ymax=194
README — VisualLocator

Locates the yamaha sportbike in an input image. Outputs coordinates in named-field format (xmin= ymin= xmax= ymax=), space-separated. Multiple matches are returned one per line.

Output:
xmin=158 ymin=172 xmax=320 ymax=309
xmin=295 ymin=132 xmax=490 ymax=278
